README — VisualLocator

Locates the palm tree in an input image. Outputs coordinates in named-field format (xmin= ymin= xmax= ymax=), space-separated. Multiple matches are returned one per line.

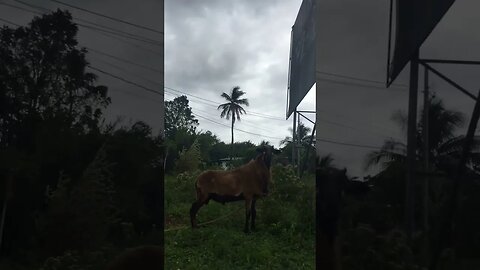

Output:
xmin=218 ymin=86 xmax=249 ymax=159
xmin=364 ymin=96 xmax=480 ymax=172
xmin=280 ymin=122 xmax=313 ymax=148
xmin=281 ymin=122 xmax=315 ymax=174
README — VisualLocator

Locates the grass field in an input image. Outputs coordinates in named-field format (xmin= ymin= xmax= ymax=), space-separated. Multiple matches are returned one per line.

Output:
xmin=164 ymin=165 xmax=315 ymax=270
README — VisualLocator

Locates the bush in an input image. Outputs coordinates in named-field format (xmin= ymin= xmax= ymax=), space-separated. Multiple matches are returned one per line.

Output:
xmin=174 ymin=139 xmax=201 ymax=173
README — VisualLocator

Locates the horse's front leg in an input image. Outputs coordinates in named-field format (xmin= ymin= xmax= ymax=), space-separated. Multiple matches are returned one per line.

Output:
xmin=244 ymin=198 xmax=252 ymax=233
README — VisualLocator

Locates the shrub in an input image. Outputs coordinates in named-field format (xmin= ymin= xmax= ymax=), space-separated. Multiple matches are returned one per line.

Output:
xmin=175 ymin=139 xmax=201 ymax=173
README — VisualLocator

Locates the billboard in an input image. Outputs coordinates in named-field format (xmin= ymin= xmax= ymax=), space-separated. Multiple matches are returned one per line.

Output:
xmin=287 ymin=0 xmax=316 ymax=118
xmin=387 ymin=0 xmax=456 ymax=86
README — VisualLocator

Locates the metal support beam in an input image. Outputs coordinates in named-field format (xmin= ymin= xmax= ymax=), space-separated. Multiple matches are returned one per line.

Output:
xmin=296 ymin=110 xmax=315 ymax=114
xmin=406 ymin=50 xmax=419 ymax=241
xmin=420 ymin=59 xmax=480 ymax=66
xmin=297 ymin=112 xmax=315 ymax=125
xmin=420 ymin=61 xmax=476 ymax=100
xmin=300 ymin=122 xmax=316 ymax=179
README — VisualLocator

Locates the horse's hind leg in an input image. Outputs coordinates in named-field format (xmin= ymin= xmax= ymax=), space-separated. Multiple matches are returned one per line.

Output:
xmin=244 ymin=198 xmax=253 ymax=233
xmin=190 ymin=193 xmax=208 ymax=229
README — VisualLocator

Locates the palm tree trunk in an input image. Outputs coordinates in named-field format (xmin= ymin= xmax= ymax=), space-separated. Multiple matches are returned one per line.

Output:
xmin=231 ymin=117 xmax=234 ymax=161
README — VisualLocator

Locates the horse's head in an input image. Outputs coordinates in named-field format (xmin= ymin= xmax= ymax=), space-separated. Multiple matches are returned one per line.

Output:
xmin=256 ymin=145 xmax=281 ymax=169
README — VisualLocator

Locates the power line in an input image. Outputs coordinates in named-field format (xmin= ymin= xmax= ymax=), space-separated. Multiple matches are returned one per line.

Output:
xmin=164 ymin=86 xmax=288 ymax=121
xmin=12 ymin=0 xmax=162 ymax=45
xmin=167 ymin=92 xmax=289 ymax=122
xmin=94 ymin=30 xmax=162 ymax=56
xmin=0 ymin=15 xmax=162 ymax=75
xmin=192 ymin=112 xmax=285 ymax=140
xmin=0 ymin=2 xmax=163 ymax=47
xmin=317 ymin=70 xmax=408 ymax=88
xmin=87 ymin=65 xmax=164 ymax=97
xmin=316 ymin=138 xmax=382 ymax=150
xmin=111 ymin=85 xmax=164 ymax=105
xmin=92 ymin=56 xmax=161 ymax=87
xmin=77 ymin=23 xmax=162 ymax=47
xmin=0 ymin=17 xmax=21 ymax=27
xmin=317 ymin=77 xmax=403 ymax=91
xmin=316 ymin=116 xmax=399 ymax=140
xmin=169 ymin=87 xmax=398 ymax=139
xmin=194 ymin=110 xmax=381 ymax=149
xmin=189 ymin=105 xmax=277 ymax=133
xmin=49 ymin=0 xmax=163 ymax=35
xmin=317 ymin=108 xmax=399 ymax=135
xmin=87 ymin=47 xmax=162 ymax=74
xmin=0 ymin=2 xmax=44 ymax=15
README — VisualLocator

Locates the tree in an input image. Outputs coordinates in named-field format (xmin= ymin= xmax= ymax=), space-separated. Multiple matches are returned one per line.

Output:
xmin=281 ymin=122 xmax=315 ymax=170
xmin=164 ymin=95 xmax=198 ymax=138
xmin=0 ymin=10 xmax=110 ymax=150
xmin=217 ymin=86 xmax=249 ymax=159
xmin=196 ymin=131 xmax=220 ymax=165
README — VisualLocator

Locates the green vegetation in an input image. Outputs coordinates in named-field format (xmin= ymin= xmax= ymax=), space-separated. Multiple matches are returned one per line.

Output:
xmin=165 ymin=165 xmax=315 ymax=270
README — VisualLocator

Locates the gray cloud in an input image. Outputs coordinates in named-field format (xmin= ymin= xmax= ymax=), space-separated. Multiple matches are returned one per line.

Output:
xmin=165 ymin=0 xmax=315 ymax=146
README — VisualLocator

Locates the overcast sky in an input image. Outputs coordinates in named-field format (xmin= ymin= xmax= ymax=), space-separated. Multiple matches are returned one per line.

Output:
xmin=165 ymin=0 xmax=316 ymax=148
xmin=0 ymin=0 xmax=164 ymax=134
xmin=4 ymin=1 xmax=478 ymax=178
xmin=316 ymin=0 xmax=480 ymax=177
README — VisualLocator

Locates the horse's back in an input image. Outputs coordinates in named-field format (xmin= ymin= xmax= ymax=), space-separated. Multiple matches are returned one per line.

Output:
xmin=196 ymin=170 xmax=242 ymax=195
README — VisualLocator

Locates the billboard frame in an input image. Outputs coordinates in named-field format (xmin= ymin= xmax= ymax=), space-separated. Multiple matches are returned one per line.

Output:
xmin=286 ymin=0 xmax=316 ymax=119
xmin=386 ymin=0 xmax=480 ymax=267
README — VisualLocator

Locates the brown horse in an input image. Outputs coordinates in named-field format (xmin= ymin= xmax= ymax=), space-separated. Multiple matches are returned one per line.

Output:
xmin=190 ymin=146 xmax=279 ymax=233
